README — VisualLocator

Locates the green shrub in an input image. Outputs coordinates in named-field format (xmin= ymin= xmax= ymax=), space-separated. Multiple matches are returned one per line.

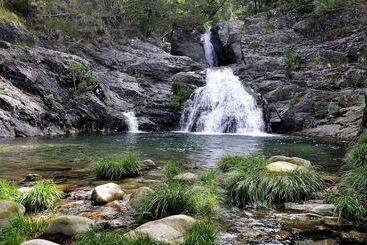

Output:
xmin=325 ymin=192 xmax=366 ymax=220
xmin=134 ymin=180 xmax=217 ymax=219
xmin=314 ymin=0 xmax=346 ymax=16
xmin=284 ymin=49 xmax=300 ymax=79
xmin=0 ymin=5 xmax=23 ymax=26
xmin=218 ymin=155 xmax=267 ymax=172
xmin=223 ymin=157 xmax=322 ymax=207
xmin=182 ymin=220 xmax=217 ymax=245
xmin=19 ymin=180 xmax=62 ymax=212
xmin=346 ymin=143 xmax=367 ymax=167
xmin=92 ymin=153 xmax=141 ymax=180
xmin=0 ymin=179 xmax=19 ymax=201
xmin=163 ymin=162 xmax=183 ymax=180
xmin=76 ymin=231 xmax=169 ymax=245
xmin=0 ymin=215 xmax=48 ymax=245
xmin=198 ymin=170 xmax=217 ymax=185
xmin=171 ymin=80 xmax=193 ymax=110
xmin=343 ymin=166 xmax=367 ymax=195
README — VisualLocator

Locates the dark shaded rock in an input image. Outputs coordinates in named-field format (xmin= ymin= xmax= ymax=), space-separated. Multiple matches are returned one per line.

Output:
xmin=0 ymin=21 xmax=35 ymax=45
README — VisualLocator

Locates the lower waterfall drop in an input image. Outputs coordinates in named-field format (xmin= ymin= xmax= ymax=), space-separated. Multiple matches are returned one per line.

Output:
xmin=122 ymin=111 xmax=140 ymax=133
xmin=180 ymin=68 xmax=265 ymax=135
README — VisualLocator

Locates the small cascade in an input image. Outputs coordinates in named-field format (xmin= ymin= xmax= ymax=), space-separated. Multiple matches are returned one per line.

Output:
xmin=202 ymin=30 xmax=219 ymax=67
xmin=122 ymin=111 xmax=140 ymax=133
xmin=179 ymin=30 xmax=265 ymax=135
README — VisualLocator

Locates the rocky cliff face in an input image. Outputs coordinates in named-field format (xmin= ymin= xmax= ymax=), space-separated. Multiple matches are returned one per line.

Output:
xmin=212 ymin=8 xmax=367 ymax=139
xmin=0 ymin=22 xmax=202 ymax=137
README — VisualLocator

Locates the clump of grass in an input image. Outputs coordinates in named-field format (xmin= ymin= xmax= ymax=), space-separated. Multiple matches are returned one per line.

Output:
xmin=182 ymin=220 xmax=217 ymax=245
xmin=223 ymin=156 xmax=322 ymax=207
xmin=0 ymin=179 xmax=19 ymax=201
xmin=325 ymin=192 xmax=366 ymax=220
xmin=0 ymin=215 xmax=48 ymax=244
xmin=343 ymin=166 xmax=367 ymax=195
xmin=346 ymin=143 xmax=367 ymax=167
xmin=76 ymin=231 xmax=169 ymax=245
xmin=0 ymin=5 xmax=23 ymax=26
xmin=163 ymin=161 xmax=183 ymax=180
xmin=218 ymin=155 xmax=267 ymax=172
xmin=92 ymin=153 xmax=141 ymax=180
xmin=198 ymin=170 xmax=217 ymax=185
xmin=314 ymin=0 xmax=346 ymax=16
xmin=19 ymin=180 xmax=62 ymax=213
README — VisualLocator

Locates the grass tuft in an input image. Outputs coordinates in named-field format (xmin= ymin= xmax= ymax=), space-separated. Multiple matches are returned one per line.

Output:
xmin=182 ymin=220 xmax=217 ymax=245
xmin=19 ymin=180 xmax=62 ymax=213
xmin=163 ymin=161 xmax=183 ymax=180
xmin=314 ymin=0 xmax=346 ymax=16
xmin=0 ymin=215 xmax=48 ymax=245
xmin=218 ymin=155 xmax=267 ymax=172
xmin=325 ymin=192 xmax=366 ymax=220
xmin=346 ymin=143 xmax=367 ymax=167
xmin=92 ymin=153 xmax=141 ymax=180
xmin=0 ymin=5 xmax=23 ymax=26
xmin=0 ymin=179 xmax=19 ymax=201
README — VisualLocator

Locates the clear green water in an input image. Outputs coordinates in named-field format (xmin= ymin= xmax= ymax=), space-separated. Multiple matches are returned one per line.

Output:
xmin=0 ymin=133 xmax=346 ymax=182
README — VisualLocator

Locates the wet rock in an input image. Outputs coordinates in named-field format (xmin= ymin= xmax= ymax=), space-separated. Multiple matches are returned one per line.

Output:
xmin=142 ymin=159 xmax=157 ymax=170
xmin=266 ymin=161 xmax=300 ymax=172
xmin=295 ymin=239 xmax=338 ymax=245
xmin=46 ymin=215 xmax=95 ymax=236
xmin=284 ymin=201 xmax=336 ymax=216
xmin=268 ymin=156 xmax=312 ymax=168
xmin=20 ymin=239 xmax=59 ymax=245
xmin=91 ymin=183 xmax=125 ymax=205
xmin=18 ymin=187 xmax=32 ymax=194
xmin=173 ymin=172 xmax=197 ymax=182
xmin=69 ymin=188 xmax=93 ymax=200
xmin=128 ymin=214 xmax=196 ymax=244
xmin=340 ymin=230 xmax=367 ymax=244
xmin=0 ymin=200 xmax=25 ymax=228
xmin=321 ymin=175 xmax=341 ymax=184
xmin=276 ymin=213 xmax=325 ymax=228
xmin=130 ymin=187 xmax=153 ymax=206
xmin=24 ymin=173 xmax=42 ymax=182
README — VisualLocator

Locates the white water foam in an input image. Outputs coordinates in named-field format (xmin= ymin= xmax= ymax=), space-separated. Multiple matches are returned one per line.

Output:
xmin=122 ymin=111 xmax=141 ymax=133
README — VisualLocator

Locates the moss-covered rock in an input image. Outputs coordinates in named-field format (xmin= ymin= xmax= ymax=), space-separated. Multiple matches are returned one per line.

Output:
xmin=46 ymin=215 xmax=95 ymax=236
xmin=0 ymin=200 xmax=25 ymax=228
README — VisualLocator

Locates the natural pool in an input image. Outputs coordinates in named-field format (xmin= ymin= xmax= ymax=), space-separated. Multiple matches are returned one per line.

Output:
xmin=0 ymin=132 xmax=346 ymax=183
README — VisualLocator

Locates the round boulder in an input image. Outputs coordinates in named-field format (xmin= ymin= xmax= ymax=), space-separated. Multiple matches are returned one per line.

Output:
xmin=0 ymin=200 xmax=25 ymax=228
xmin=46 ymin=215 xmax=95 ymax=236
xmin=142 ymin=159 xmax=157 ymax=170
xmin=266 ymin=161 xmax=300 ymax=172
xmin=21 ymin=239 xmax=59 ymax=245
xmin=173 ymin=172 xmax=197 ymax=182
xmin=128 ymin=215 xmax=196 ymax=244
xmin=91 ymin=183 xmax=125 ymax=205
xmin=268 ymin=155 xmax=312 ymax=168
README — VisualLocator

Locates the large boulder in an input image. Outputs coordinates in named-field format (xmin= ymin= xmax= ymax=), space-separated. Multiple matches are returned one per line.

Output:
xmin=266 ymin=161 xmax=300 ymax=172
xmin=21 ymin=239 xmax=59 ymax=245
xmin=268 ymin=155 xmax=312 ymax=168
xmin=91 ymin=183 xmax=125 ymax=205
xmin=0 ymin=200 xmax=25 ymax=228
xmin=46 ymin=215 xmax=95 ymax=236
xmin=128 ymin=215 xmax=196 ymax=244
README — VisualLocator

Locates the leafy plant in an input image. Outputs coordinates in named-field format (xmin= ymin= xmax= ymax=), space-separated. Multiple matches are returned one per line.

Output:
xmin=0 ymin=5 xmax=23 ymax=26
xmin=284 ymin=49 xmax=300 ymax=79
xmin=19 ymin=180 xmax=62 ymax=212
xmin=0 ymin=179 xmax=19 ymax=201
xmin=92 ymin=153 xmax=141 ymax=180
xmin=314 ymin=0 xmax=346 ymax=16
xmin=0 ymin=215 xmax=49 ymax=245
xmin=182 ymin=220 xmax=217 ymax=245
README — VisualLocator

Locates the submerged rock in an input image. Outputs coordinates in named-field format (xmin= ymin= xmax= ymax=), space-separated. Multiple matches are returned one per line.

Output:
xmin=266 ymin=161 xmax=300 ymax=172
xmin=46 ymin=215 xmax=95 ymax=236
xmin=0 ymin=200 xmax=25 ymax=228
xmin=173 ymin=172 xmax=197 ymax=182
xmin=21 ymin=239 xmax=59 ymax=245
xmin=284 ymin=201 xmax=336 ymax=216
xmin=128 ymin=214 xmax=196 ymax=244
xmin=91 ymin=183 xmax=125 ymax=205
xmin=268 ymin=156 xmax=312 ymax=168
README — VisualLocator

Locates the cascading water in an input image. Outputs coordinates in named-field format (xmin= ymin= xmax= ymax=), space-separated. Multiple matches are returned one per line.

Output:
xmin=179 ymin=31 xmax=265 ymax=135
xmin=202 ymin=31 xmax=219 ymax=67
xmin=122 ymin=111 xmax=140 ymax=133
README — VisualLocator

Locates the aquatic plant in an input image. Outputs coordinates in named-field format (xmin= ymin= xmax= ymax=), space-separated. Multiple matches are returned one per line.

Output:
xmin=0 ymin=179 xmax=19 ymax=201
xmin=163 ymin=161 xmax=183 ymax=180
xmin=92 ymin=153 xmax=141 ymax=180
xmin=182 ymin=220 xmax=217 ymax=245
xmin=19 ymin=180 xmax=62 ymax=212
xmin=0 ymin=215 xmax=48 ymax=245
xmin=76 ymin=231 xmax=169 ymax=245
xmin=218 ymin=155 xmax=267 ymax=172
xmin=223 ymin=157 xmax=322 ymax=207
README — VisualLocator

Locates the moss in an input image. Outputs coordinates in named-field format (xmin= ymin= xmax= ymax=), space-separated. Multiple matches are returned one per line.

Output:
xmin=0 ymin=5 xmax=23 ymax=26
xmin=171 ymin=80 xmax=193 ymax=110
xmin=15 ymin=41 xmax=35 ymax=47
xmin=44 ymin=94 xmax=55 ymax=104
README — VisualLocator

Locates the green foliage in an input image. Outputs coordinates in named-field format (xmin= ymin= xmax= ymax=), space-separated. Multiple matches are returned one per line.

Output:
xmin=325 ymin=192 xmax=366 ymax=220
xmin=198 ymin=170 xmax=217 ymax=185
xmin=134 ymin=180 xmax=217 ymax=219
xmin=19 ymin=180 xmax=62 ymax=213
xmin=92 ymin=153 xmax=141 ymax=180
xmin=361 ymin=48 xmax=367 ymax=62
xmin=62 ymin=63 xmax=98 ymax=103
xmin=314 ymin=0 xmax=346 ymax=16
xmin=346 ymin=143 xmax=367 ymax=167
xmin=182 ymin=220 xmax=217 ymax=245
xmin=284 ymin=49 xmax=300 ymax=79
xmin=223 ymin=156 xmax=322 ymax=207
xmin=0 ymin=5 xmax=23 ymax=26
xmin=218 ymin=155 xmax=267 ymax=172
xmin=343 ymin=166 xmax=367 ymax=195
xmin=76 ymin=231 xmax=169 ymax=245
xmin=172 ymin=80 xmax=193 ymax=110
xmin=0 ymin=215 xmax=48 ymax=245
xmin=163 ymin=161 xmax=183 ymax=180
xmin=0 ymin=179 xmax=19 ymax=201
xmin=327 ymin=53 xmax=349 ymax=66
xmin=44 ymin=94 xmax=55 ymax=104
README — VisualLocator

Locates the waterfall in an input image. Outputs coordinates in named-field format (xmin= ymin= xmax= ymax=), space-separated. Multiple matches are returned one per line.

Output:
xmin=122 ymin=111 xmax=140 ymax=133
xmin=202 ymin=31 xmax=219 ymax=67
xmin=179 ymin=30 xmax=265 ymax=135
